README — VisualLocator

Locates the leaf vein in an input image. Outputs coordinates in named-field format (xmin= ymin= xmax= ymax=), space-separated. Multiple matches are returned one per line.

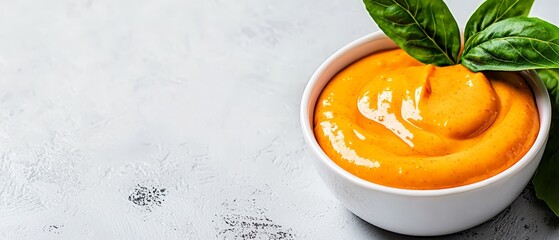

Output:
xmin=501 ymin=39 xmax=547 ymax=67
xmin=495 ymin=0 xmax=522 ymax=23
xmin=387 ymin=0 xmax=455 ymax=64
xmin=529 ymin=40 xmax=559 ymax=65
xmin=479 ymin=47 xmax=516 ymax=63
xmin=546 ymin=42 xmax=559 ymax=59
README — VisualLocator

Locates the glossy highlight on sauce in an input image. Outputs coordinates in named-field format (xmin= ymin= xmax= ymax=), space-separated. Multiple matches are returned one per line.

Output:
xmin=313 ymin=49 xmax=539 ymax=190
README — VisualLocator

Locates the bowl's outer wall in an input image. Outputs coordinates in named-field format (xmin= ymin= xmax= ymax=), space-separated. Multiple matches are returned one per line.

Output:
xmin=311 ymin=142 xmax=543 ymax=236
xmin=301 ymin=32 xmax=550 ymax=236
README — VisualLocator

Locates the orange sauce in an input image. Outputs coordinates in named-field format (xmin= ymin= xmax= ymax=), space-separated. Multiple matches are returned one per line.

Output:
xmin=314 ymin=49 xmax=539 ymax=189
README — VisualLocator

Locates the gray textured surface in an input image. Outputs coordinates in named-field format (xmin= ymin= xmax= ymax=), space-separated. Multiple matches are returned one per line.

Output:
xmin=0 ymin=0 xmax=558 ymax=239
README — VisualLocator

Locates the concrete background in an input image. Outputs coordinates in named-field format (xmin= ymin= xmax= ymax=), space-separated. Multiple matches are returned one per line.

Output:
xmin=0 ymin=0 xmax=557 ymax=239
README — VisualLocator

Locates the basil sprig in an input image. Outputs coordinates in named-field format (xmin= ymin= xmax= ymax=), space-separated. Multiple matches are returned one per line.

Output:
xmin=364 ymin=0 xmax=559 ymax=217
xmin=363 ymin=0 xmax=559 ymax=71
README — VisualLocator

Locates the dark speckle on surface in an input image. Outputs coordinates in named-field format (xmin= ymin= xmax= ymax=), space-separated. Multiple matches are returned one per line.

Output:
xmin=544 ymin=211 xmax=559 ymax=228
xmin=215 ymin=198 xmax=295 ymax=240
xmin=43 ymin=225 xmax=64 ymax=234
xmin=456 ymin=230 xmax=481 ymax=239
xmin=128 ymin=184 xmax=167 ymax=211
xmin=521 ymin=184 xmax=537 ymax=204
xmin=218 ymin=213 xmax=295 ymax=240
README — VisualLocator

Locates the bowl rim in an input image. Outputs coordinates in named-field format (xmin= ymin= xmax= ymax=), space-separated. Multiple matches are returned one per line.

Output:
xmin=300 ymin=31 xmax=552 ymax=197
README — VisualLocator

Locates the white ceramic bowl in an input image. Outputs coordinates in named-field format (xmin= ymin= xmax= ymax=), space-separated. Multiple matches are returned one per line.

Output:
xmin=300 ymin=31 xmax=552 ymax=236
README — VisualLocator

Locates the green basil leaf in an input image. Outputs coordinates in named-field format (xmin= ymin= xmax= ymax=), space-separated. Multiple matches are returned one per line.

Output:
xmin=464 ymin=0 xmax=534 ymax=43
xmin=533 ymin=68 xmax=559 ymax=217
xmin=461 ymin=17 xmax=559 ymax=72
xmin=534 ymin=153 xmax=559 ymax=217
xmin=537 ymin=69 xmax=559 ymax=109
xmin=363 ymin=0 xmax=460 ymax=66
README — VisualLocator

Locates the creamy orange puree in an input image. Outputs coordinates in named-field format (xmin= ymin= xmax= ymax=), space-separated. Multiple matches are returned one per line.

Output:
xmin=314 ymin=49 xmax=539 ymax=190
